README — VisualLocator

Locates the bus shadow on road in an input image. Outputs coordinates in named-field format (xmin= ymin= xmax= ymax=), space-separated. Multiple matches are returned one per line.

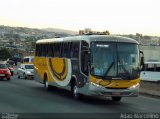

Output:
xmin=79 ymin=95 xmax=126 ymax=106
xmin=38 ymin=86 xmax=125 ymax=106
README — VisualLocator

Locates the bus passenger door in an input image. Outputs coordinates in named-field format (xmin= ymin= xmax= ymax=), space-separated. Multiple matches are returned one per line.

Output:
xmin=81 ymin=41 xmax=89 ymax=76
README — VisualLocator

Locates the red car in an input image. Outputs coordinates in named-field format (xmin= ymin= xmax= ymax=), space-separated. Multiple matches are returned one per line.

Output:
xmin=0 ymin=61 xmax=11 ymax=80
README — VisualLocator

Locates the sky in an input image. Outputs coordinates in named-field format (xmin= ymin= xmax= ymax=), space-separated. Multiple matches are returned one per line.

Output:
xmin=0 ymin=0 xmax=160 ymax=36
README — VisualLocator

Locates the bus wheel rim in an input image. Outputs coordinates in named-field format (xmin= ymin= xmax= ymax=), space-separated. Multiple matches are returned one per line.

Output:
xmin=74 ymin=85 xmax=78 ymax=97
xmin=45 ymin=80 xmax=49 ymax=88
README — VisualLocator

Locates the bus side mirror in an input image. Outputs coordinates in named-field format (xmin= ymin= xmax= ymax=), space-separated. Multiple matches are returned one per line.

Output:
xmin=88 ymin=51 xmax=91 ymax=64
xmin=140 ymin=51 xmax=145 ymax=70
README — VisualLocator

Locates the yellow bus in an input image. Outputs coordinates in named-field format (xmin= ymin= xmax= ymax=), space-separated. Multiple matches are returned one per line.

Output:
xmin=34 ymin=35 xmax=144 ymax=101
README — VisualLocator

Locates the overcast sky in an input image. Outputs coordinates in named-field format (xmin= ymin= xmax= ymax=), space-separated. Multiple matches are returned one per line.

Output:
xmin=0 ymin=0 xmax=160 ymax=36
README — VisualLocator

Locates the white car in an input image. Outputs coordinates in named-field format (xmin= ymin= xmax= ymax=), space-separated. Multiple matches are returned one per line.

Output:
xmin=17 ymin=64 xmax=34 ymax=79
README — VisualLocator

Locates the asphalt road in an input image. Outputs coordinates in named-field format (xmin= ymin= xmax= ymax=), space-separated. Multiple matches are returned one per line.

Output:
xmin=0 ymin=74 xmax=160 ymax=119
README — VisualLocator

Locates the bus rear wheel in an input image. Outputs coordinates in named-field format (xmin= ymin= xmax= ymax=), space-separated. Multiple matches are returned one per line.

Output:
xmin=44 ymin=76 xmax=51 ymax=90
xmin=112 ymin=97 xmax=122 ymax=102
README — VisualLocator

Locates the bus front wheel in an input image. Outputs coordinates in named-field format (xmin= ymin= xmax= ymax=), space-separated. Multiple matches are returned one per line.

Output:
xmin=112 ymin=97 xmax=122 ymax=102
xmin=71 ymin=81 xmax=80 ymax=99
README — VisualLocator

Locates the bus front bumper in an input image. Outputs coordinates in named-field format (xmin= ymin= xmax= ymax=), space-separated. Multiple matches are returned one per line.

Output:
xmin=85 ymin=82 xmax=139 ymax=97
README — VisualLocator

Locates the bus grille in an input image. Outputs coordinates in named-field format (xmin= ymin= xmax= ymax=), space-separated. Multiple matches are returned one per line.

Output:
xmin=105 ymin=87 xmax=128 ymax=89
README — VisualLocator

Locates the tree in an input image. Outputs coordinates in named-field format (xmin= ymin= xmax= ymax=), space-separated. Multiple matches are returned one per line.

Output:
xmin=0 ymin=48 xmax=11 ymax=60
xmin=103 ymin=30 xmax=110 ymax=35
xmin=143 ymin=35 xmax=151 ymax=40
xmin=31 ymin=41 xmax=36 ymax=50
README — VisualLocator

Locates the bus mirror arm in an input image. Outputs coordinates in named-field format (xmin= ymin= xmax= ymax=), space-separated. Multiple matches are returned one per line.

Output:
xmin=140 ymin=51 xmax=145 ymax=70
xmin=90 ymin=63 xmax=94 ymax=73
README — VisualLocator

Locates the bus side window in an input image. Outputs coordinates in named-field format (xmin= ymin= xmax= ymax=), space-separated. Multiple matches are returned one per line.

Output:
xmin=39 ymin=44 xmax=42 ymax=57
xmin=52 ymin=44 xmax=56 ymax=57
xmin=41 ymin=44 xmax=46 ymax=57
xmin=48 ymin=44 xmax=52 ymax=57
xmin=67 ymin=42 xmax=71 ymax=58
xmin=70 ymin=42 xmax=79 ymax=58
xmin=62 ymin=42 xmax=69 ymax=58
xmin=54 ymin=43 xmax=61 ymax=57
xmin=45 ymin=44 xmax=49 ymax=57
xmin=35 ymin=44 xmax=38 ymax=56
xmin=68 ymin=42 xmax=72 ymax=58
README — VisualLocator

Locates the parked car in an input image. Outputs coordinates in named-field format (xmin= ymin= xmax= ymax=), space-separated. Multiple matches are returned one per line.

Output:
xmin=6 ymin=63 xmax=14 ymax=76
xmin=17 ymin=64 xmax=34 ymax=79
xmin=0 ymin=61 xmax=11 ymax=80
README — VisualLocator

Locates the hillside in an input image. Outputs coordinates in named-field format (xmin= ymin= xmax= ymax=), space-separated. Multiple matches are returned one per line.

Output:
xmin=0 ymin=25 xmax=77 ymax=41
xmin=43 ymin=28 xmax=78 ymax=35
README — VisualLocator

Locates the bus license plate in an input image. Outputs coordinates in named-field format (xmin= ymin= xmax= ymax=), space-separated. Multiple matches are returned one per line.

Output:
xmin=112 ymin=92 xmax=121 ymax=95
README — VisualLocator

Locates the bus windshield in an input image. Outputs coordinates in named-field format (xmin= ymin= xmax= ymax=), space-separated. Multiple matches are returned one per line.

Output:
xmin=91 ymin=42 xmax=140 ymax=80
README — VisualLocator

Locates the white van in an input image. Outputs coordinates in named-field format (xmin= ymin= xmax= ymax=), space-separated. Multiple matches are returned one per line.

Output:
xmin=23 ymin=56 xmax=34 ymax=64
xmin=140 ymin=61 xmax=160 ymax=81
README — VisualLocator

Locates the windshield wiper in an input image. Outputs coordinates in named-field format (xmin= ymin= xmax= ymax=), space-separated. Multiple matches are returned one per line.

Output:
xmin=119 ymin=63 xmax=131 ymax=79
xmin=104 ymin=62 xmax=115 ymax=76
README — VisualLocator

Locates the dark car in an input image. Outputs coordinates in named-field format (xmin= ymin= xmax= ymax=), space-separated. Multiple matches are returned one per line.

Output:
xmin=7 ymin=60 xmax=15 ymax=66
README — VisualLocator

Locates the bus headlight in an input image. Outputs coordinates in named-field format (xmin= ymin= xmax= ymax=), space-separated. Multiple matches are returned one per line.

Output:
xmin=91 ymin=82 xmax=102 ymax=88
xmin=129 ymin=83 xmax=140 ymax=89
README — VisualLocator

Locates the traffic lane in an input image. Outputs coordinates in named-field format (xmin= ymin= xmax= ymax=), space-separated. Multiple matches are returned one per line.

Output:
xmin=0 ymin=75 xmax=160 ymax=113
xmin=1 ymin=78 xmax=125 ymax=113
xmin=122 ymin=95 xmax=160 ymax=113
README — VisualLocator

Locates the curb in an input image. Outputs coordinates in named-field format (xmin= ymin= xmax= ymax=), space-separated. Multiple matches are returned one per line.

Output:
xmin=140 ymin=90 xmax=160 ymax=99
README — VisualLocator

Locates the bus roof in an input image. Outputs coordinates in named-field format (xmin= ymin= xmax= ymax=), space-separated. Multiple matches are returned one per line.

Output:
xmin=36 ymin=35 xmax=139 ymax=44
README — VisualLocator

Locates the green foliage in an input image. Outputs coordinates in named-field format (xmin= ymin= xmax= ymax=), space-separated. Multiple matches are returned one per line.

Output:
xmin=31 ymin=41 xmax=36 ymax=50
xmin=102 ymin=30 xmax=110 ymax=35
xmin=0 ymin=48 xmax=11 ymax=60
xmin=95 ymin=30 xmax=110 ymax=35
